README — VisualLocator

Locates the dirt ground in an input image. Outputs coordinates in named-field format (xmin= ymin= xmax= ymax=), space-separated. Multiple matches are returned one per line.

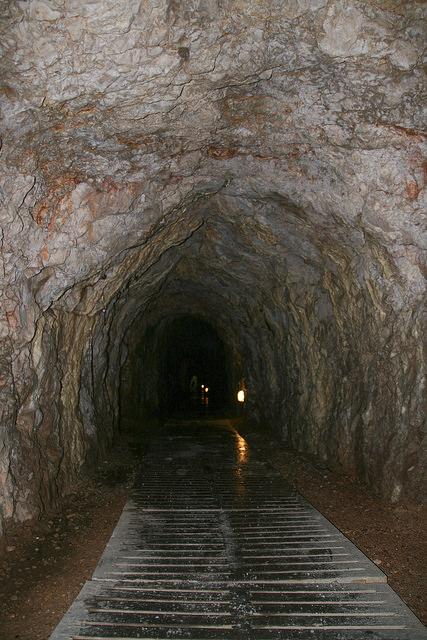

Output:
xmin=0 ymin=441 xmax=136 ymax=640
xmin=0 ymin=420 xmax=425 ymax=640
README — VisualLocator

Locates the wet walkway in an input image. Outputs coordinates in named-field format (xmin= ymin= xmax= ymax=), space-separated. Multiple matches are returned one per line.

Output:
xmin=51 ymin=419 xmax=426 ymax=639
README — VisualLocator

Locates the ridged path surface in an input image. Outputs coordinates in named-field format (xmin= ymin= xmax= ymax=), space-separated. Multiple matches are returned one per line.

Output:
xmin=51 ymin=419 xmax=426 ymax=640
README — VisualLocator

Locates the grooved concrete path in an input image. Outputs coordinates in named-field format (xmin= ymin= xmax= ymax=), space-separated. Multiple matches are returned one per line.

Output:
xmin=51 ymin=419 xmax=426 ymax=640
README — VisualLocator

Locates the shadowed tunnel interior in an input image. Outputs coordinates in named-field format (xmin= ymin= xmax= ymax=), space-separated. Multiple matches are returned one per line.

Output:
xmin=123 ymin=315 xmax=232 ymax=417
xmin=158 ymin=317 xmax=231 ymax=412
xmin=0 ymin=1 xmax=425 ymax=535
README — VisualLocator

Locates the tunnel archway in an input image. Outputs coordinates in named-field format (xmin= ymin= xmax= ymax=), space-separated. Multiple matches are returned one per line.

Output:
xmin=0 ymin=1 xmax=425 ymax=532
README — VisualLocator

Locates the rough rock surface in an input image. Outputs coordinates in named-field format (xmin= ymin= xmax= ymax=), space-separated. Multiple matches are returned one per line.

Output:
xmin=0 ymin=0 xmax=426 ymax=530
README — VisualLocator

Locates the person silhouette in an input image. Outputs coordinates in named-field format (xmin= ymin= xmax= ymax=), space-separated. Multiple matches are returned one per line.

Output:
xmin=189 ymin=375 xmax=198 ymax=405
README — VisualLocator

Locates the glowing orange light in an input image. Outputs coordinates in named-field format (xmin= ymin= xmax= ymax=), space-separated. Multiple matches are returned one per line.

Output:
xmin=237 ymin=389 xmax=245 ymax=403
xmin=205 ymin=387 xmax=209 ymax=393
xmin=236 ymin=434 xmax=249 ymax=464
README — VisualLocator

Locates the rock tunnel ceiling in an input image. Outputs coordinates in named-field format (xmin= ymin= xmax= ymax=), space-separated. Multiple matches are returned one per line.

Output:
xmin=0 ymin=1 xmax=425 ymax=529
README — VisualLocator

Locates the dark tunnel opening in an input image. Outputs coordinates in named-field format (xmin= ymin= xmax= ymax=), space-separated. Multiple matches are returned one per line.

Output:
xmin=119 ymin=313 xmax=237 ymax=429
xmin=158 ymin=316 xmax=232 ymax=415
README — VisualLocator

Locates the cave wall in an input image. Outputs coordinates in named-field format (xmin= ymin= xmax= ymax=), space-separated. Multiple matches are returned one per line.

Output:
xmin=0 ymin=0 xmax=426 ymax=532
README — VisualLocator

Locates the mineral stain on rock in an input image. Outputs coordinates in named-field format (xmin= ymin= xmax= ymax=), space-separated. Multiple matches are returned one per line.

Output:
xmin=178 ymin=46 xmax=190 ymax=61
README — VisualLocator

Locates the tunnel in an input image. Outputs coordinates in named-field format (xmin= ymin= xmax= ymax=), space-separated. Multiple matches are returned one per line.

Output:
xmin=0 ymin=0 xmax=425 ymax=540
xmin=122 ymin=314 xmax=232 ymax=418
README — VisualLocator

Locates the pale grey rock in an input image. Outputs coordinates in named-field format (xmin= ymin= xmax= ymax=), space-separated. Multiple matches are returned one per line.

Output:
xmin=389 ymin=40 xmax=420 ymax=70
xmin=318 ymin=1 xmax=368 ymax=57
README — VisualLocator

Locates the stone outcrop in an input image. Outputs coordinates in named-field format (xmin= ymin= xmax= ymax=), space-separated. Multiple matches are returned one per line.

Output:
xmin=0 ymin=0 xmax=425 ymax=531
